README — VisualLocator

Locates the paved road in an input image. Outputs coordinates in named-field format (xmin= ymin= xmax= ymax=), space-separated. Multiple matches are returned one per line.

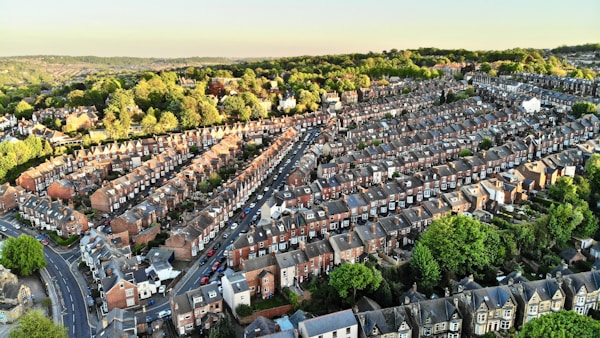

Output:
xmin=139 ymin=128 xmax=320 ymax=321
xmin=0 ymin=214 xmax=92 ymax=338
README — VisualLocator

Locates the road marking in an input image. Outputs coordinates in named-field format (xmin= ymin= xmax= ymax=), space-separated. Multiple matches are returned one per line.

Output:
xmin=58 ymin=270 xmax=63 ymax=277
xmin=72 ymin=304 xmax=74 ymax=311
xmin=69 ymin=294 xmax=73 ymax=302
xmin=48 ymin=257 xmax=54 ymax=263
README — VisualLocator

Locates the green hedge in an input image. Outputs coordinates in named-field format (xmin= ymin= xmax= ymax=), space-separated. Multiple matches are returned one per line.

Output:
xmin=47 ymin=231 xmax=80 ymax=246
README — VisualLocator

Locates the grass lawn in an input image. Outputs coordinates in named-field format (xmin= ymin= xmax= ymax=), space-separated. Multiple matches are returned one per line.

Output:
xmin=252 ymin=293 xmax=289 ymax=311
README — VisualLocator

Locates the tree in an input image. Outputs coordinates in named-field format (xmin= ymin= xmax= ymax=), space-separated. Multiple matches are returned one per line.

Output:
xmin=410 ymin=242 xmax=441 ymax=293
xmin=0 ymin=235 xmax=46 ymax=276
xmin=179 ymin=108 xmax=201 ymax=129
xmin=518 ymin=310 xmax=600 ymax=338
xmin=419 ymin=215 xmax=503 ymax=276
xmin=222 ymin=95 xmax=246 ymax=120
xmin=157 ymin=111 xmax=179 ymax=132
xmin=9 ymin=309 xmax=68 ymax=338
xmin=571 ymin=101 xmax=598 ymax=117
xmin=235 ymin=304 xmax=253 ymax=317
xmin=140 ymin=111 xmax=158 ymax=135
xmin=14 ymin=101 xmax=33 ymax=119
xmin=329 ymin=262 xmax=382 ymax=305
xmin=548 ymin=176 xmax=578 ymax=203
xmin=199 ymin=100 xmax=221 ymax=126
xmin=208 ymin=313 xmax=233 ymax=338
xmin=478 ymin=137 xmax=493 ymax=150
xmin=459 ymin=149 xmax=472 ymax=157
xmin=541 ymin=203 xmax=583 ymax=249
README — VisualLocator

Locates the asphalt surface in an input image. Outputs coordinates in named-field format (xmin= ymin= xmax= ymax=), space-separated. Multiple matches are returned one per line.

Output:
xmin=140 ymin=128 xmax=320 ymax=322
xmin=0 ymin=214 xmax=92 ymax=338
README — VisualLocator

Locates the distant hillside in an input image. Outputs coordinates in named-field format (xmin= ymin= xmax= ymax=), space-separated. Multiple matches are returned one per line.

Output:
xmin=0 ymin=55 xmax=240 ymax=87
xmin=551 ymin=43 xmax=600 ymax=54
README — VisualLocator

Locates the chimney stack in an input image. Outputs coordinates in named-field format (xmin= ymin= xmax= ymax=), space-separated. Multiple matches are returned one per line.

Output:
xmin=371 ymin=223 xmax=377 ymax=235
xmin=347 ymin=232 xmax=352 ymax=243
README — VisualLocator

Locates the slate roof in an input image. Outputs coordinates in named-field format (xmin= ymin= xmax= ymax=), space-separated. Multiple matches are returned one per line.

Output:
xmin=300 ymin=309 xmax=357 ymax=337
xmin=357 ymin=306 xmax=411 ymax=336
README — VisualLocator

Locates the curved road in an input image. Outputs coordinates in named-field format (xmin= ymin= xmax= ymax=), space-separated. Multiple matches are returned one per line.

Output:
xmin=0 ymin=216 xmax=92 ymax=338
xmin=141 ymin=129 xmax=320 ymax=320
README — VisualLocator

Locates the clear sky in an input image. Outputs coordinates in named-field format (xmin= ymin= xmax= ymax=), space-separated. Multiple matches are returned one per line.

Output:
xmin=1 ymin=0 xmax=599 ymax=58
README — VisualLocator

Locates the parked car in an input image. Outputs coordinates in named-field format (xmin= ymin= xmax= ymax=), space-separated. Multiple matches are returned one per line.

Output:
xmin=257 ymin=194 xmax=263 ymax=200
xmin=212 ymin=243 xmax=221 ymax=250
xmin=231 ymin=223 xmax=238 ymax=230
xmin=0 ymin=226 xmax=6 ymax=232
xmin=199 ymin=258 xmax=208 ymax=266
xmin=157 ymin=309 xmax=171 ymax=319
xmin=200 ymin=276 xmax=209 ymax=285
xmin=222 ymin=233 xmax=229 ymax=239
xmin=249 ymin=202 xmax=256 ymax=209
xmin=207 ymin=249 xmax=216 ymax=257
xmin=212 ymin=261 xmax=221 ymax=271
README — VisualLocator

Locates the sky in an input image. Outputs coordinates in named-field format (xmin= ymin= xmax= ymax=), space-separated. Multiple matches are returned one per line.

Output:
xmin=1 ymin=0 xmax=599 ymax=58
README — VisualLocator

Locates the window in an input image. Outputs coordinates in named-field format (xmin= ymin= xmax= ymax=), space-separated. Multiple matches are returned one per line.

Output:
xmin=185 ymin=314 xmax=191 ymax=319
xmin=125 ymin=289 xmax=134 ymax=297
xmin=503 ymin=309 xmax=511 ymax=318
xmin=449 ymin=322 xmax=459 ymax=331
xmin=477 ymin=313 xmax=486 ymax=322
xmin=500 ymin=320 xmax=510 ymax=330
xmin=346 ymin=327 xmax=351 ymax=335
xmin=332 ymin=331 xmax=337 ymax=338
xmin=259 ymin=242 xmax=264 ymax=248
xmin=424 ymin=327 xmax=432 ymax=336
xmin=264 ymin=278 xmax=269 ymax=283
xmin=528 ymin=305 xmax=538 ymax=314
xmin=264 ymin=288 xmax=269 ymax=293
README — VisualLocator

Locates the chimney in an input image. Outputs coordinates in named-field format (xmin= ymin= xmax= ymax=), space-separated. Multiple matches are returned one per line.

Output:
xmin=395 ymin=217 xmax=400 ymax=225
xmin=453 ymin=297 xmax=459 ymax=309
xmin=371 ymin=223 xmax=377 ymax=235
xmin=468 ymin=274 xmax=474 ymax=282
xmin=347 ymin=232 xmax=352 ymax=243
xmin=254 ymin=328 xmax=261 ymax=336
xmin=405 ymin=296 xmax=411 ymax=305
xmin=508 ymin=277 xmax=514 ymax=286
xmin=412 ymin=282 xmax=418 ymax=292
xmin=444 ymin=287 xmax=450 ymax=297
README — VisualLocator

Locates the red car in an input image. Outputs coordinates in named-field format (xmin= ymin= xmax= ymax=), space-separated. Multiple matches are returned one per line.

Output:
xmin=207 ymin=249 xmax=216 ymax=257
xmin=212 ymin=261 xmax=221 ymax=271
xmin=200 ymin=276 xmax=209 ymax=285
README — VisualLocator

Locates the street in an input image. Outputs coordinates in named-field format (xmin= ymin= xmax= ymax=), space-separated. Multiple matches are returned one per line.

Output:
xmin=0 ymin=214 xmax=92 ymax=338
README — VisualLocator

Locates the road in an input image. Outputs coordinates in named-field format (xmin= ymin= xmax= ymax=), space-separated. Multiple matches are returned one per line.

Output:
xmin=0 ymin=214 xmax=92 ymax=338
xmin=140 ymin=128 xmax=320 ymax=321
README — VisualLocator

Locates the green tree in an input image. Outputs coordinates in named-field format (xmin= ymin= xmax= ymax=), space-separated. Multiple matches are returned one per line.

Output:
xmin=478 ymin=137 xmax=493 ymax=150
xmin=410 ymin=242 xmax=441 ymax=293
xmin=140 ymin=111 xmax=157 ymax=135
xmin=575 ymin=176 xmax=591 ymax=202
xmin=329 ymin=262 xmax=382 ymax=305
xmin=199 ymin=99 xmax=221 ymax=126
xmin=518 ymin=310 xmax=600 ymax=338
xmin=0 ymin=235 xmax=47 ymax=276
xmin=419 ymin=215 xmax=503 ymax=276
xmin=179 ymin=108 xmax=201 ymax=129
xmin=9 ymin=310 xmax=68 ymax=338
xmin=571 ymin=101 xmax=598 ymax=117
xmin=208 ymin=313 xmax=233 ymax=338
xmin=222 ymin=95 xmax=246 ymax=120
xmin=14 ymin=100 xmax=34 ymax=119
xmin=459 ymin=149 xmax=472 ymax=157
xmin=548 ymin=176 xmax=578 ymax=203
xmin=235 ymin=304 xmax=252 ymax=317
xmin=540 ymin=203 xmax=583 ymax=249
xmin=157 ymin=111 xmax=179 ymax=133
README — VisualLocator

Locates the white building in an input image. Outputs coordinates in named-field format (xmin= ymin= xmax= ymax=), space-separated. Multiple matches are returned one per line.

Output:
xmin=221 ymin=272 xmax=250 ymax=318
xmin=298 ymin=309 xmax=359 ymax=338
xmin=520 ymin=97 xmax=541 ymax=113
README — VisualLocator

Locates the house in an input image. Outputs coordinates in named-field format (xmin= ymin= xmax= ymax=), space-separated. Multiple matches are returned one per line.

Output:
xmin=0 ymin=183 xmax=22 ymax=215
xmin=561 ymin=270 xmax=600 ymax=315
xmin=100 ymin=275 xmax=139 ymax=314
xmin=244 ymin=316 xmax=286 ymax=338
xmin=303 ymin=239 xmax=334 ymax=277
xmin=407 ymin=297 xmax=462 ymax=338
xmin=276 ymin=249 xmax=310 ymax=288
xmin=243 ymin=253 xmax=277 ymax=299
xmin=19 ymin=193 xmax=89 ymax=238
xmin=0 ymin=265 xmax=33 ymax=323
xmin=559 ymin=248 xmax=586 ymax=267
xmin=356 ymin=306 xmax=413 ymax=338
xmin=511 ymin=277 xmax=565 ymax=327
xmin=457 ymin=285 xmax=518 ymax=336
xmin=591 ymin=242 xmax=600 ymax=259
xmin=171 ymin=283 xmax=223 ymax=336
xmin=298 ymin=309 xmax=358 ymax=338
xmin=329 ymin=231 xmax=365 ymax=265
xmin=96 ymin=308 xmax=137 ymax=338
xmin=222 ymin=272 xmax=251 ymax=318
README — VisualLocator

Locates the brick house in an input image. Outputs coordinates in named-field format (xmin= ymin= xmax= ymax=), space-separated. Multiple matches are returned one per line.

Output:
xmin=0 ymin=183 xmax=22 ymax=214
xmin=171 ymin=283 xmax=223 ymax=336
xmin=242 ymin=253 xmax=277 ymax=299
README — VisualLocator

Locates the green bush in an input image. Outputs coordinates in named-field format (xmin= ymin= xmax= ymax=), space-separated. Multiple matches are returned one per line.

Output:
xmin=47 ymin=231 xmax=80 ymax=246
xmin=236 ymin=304 xmax=253 ymax=317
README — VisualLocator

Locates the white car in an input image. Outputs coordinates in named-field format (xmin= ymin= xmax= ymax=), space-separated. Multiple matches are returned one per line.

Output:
xmin=0 ymin=226 xmax=6 ymax=232
xmin=231 ymin=223 xmax=238 ymax=230
xmin=257 ymin=194 xmax=263 ymax=200
xmin=264 ymin=186 xmax=269 ymax=192
xmin=158 ymin=309 xmax=171 ymax=319
xmin=249 ymin=202 xmax=256 ymax=209
xmin=14 ymin=224 xmax=20 ymax=230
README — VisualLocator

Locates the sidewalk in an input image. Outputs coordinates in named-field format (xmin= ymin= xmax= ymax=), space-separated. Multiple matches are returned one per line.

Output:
xmin=39 ymin=268 xmax=62 ymax=326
